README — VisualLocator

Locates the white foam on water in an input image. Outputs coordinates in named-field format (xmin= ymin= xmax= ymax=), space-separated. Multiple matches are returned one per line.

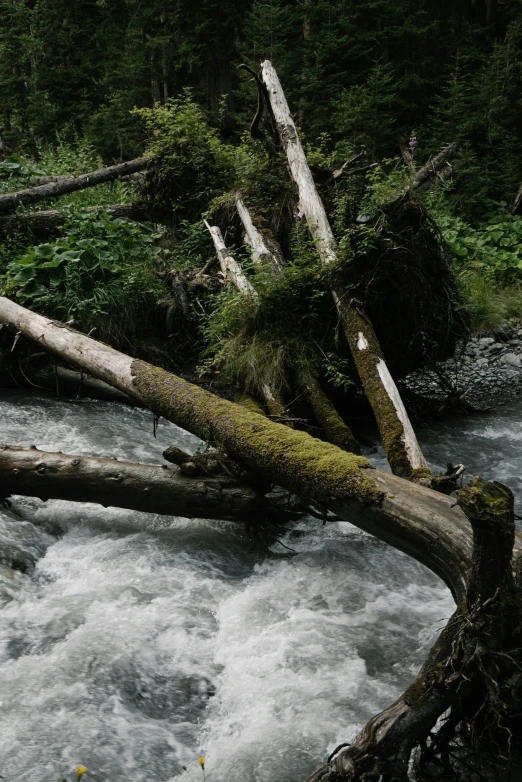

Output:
xmin=6 ymin=390 xmax=512 ymax=781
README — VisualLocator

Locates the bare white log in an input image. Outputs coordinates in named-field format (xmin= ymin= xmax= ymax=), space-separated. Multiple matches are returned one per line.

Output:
xmin=235 ymin=197 xmax=285 ymax=272
xmin=204 ymin=220 xmax=258 ymax=297
xmin=235 ymin=196 xmax=359 ymax=451
xmin=204 ymin=220 xmax=290 ymax=421
xmin=260 ymin=60 xmax=427 ymax=478
xmin=0 ymin=296 xmax=500 ymax=602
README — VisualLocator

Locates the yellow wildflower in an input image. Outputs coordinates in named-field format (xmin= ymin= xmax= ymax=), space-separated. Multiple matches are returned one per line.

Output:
xmin=198 ymin=757 xmax=205 ymax=769
xmin=77 ymin=767 xmax=88 ymax=779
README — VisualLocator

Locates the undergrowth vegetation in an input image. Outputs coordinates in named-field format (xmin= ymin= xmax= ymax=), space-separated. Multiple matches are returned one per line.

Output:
xmin=1 ymin=96 xmax=521 ymax=396
xmin=1 ymin=208 xmax=166 ymax=348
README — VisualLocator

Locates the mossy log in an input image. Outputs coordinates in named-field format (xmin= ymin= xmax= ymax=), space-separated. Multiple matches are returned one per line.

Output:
xmin=260 ymin=60 xmax=427 ymax=479
xmin=3 ymin=297 xmax=522 ymax=777
xmin=0 ymin=296 xmax=491 ymax=600
xmin=306 ymin=478 xmax=522 ymax=781
xmin=0 ymin=157 xmax=148 ymax=214
xmin=0 ymin=445 xmax=260 ymax=522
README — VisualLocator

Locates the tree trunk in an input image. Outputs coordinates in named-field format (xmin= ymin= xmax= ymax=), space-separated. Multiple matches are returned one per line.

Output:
xmin=0 ymin=203 xmax=151 ymax=240
xmin=0 ymin=158 xmax=149 ymax=214
xmin=204 ymin=220 xmax=258 ymax=297
xmin=235 ymin=196 xmax=286 ymax=272
xmin=410 ymin=141 xmax=459 ymax=195
xmin=26 ymin=364 xmax=141 ymax=405
xmin=260 ymin=60 xmax=428 ymax=479
xmin=234 ymin=196 xmax=360 ymax=452
xmin=0 ymin=296 xmax=498 ymax=602
xmin=0 ymin=445 xmax=259 ymax=522
xmin=306 ymin=478 xmax=522 ymax=781
xmin=7 ymin=298 xmax=522 ymax=774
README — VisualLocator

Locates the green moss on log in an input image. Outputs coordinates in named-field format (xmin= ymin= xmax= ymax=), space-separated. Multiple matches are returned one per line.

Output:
xmin=412 ymin=467 xmax=431 ymax=481
xmin=335 ymin=284 xmax=415 ymax=478
xmin=131 ymin=359 xmax=383 ymax=505
xmin=298 ymin=369 xmax=361 ymax=454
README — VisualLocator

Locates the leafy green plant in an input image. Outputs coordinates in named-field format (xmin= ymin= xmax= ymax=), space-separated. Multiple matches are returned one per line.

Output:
xmin=1 ymin=208 xmax=166 ymax=345
xmin=134 ymin=93 xmax=236 ymax=222
xmin=433 ymin=201 xmax=522 ymax=278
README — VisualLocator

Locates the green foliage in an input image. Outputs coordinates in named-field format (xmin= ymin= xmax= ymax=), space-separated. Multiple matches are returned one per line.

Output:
xmin=434 ymin=203 xmax=522 ymax=279
xmin=1 ymin=209 xmax=166 ymax=346
xmin=135 ymin=94 xmax=236 ymax=222
xmin=199 ymin=226 xmax=343 ymax=397
xmin=332 ymin=62 xmax=398 ymax=157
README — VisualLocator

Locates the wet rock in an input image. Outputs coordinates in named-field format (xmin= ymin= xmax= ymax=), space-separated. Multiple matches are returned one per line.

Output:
xmin=476 ymin=358 xmax=489 ymax=368
xmin=479 ymin=337 xmax=495 ymax=347
xmin=500 ymin=353 xmax=521 ymax=368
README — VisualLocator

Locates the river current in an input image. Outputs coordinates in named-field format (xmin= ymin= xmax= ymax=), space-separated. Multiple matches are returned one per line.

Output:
xmin=1 ymin=391 xmax=521 ymax=782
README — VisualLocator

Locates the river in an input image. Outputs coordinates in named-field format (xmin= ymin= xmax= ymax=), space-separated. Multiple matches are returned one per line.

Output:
xmin=1 ymin=390 xmax=521 ymax=782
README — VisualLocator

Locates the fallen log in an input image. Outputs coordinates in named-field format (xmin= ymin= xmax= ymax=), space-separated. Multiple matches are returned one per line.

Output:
xmin=3 ymin=298 xmax=522 ymax=777
xmin=0 ymin=157 xmax=149 ymax=214
xmin=307 ymin=478 xmax=522 ymax=782
xmin=0 ymin=203 xmax=151 ymax=240
xmin=0 ymin=296 xmax=486 ymax=600
xmin=409 ymin=141 xmax=458 ymax=195
xmin=260 ymin=60 xmax=428 ymax=479
xmin=0 ymin=445 xmax=259 ymax=522
xmin=235 ymin=196 xmax=285 ymax=272
xmin=27 ymin=364 xmax=140 ymax=405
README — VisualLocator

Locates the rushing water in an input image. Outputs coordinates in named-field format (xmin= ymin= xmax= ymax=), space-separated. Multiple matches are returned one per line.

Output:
xmin=1 ymin=391 xmax=521 ymax=782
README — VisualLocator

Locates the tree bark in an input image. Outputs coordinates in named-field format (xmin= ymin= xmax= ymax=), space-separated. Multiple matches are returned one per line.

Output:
xmin=306 ymin=478 xmax=522 ymax=781
xmin=0 ymin=296 xmax=499 ymax=603
xmin=26 ymin=364 xmax=141 ymax=405
xmin=410 ymin=141 xmax=459 ymax=195
xmin=235 ymin=196 xmax=286 ymax=272
xmin=0 ymin=158 xmax=149 ymax=214
xmin=0 ymin=445 xmax=259 ymax=522
xmin=0 ymin=203 xmax=151 ymax=240
xmin=204 ymin=219 xmax=258 ymax=297
xmin=260 ymin=60 xmax=427 ymax=479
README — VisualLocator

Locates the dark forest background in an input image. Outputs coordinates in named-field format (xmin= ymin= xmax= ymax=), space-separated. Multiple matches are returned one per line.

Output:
xmin=2 ymin=0 xmax=522 ymax=210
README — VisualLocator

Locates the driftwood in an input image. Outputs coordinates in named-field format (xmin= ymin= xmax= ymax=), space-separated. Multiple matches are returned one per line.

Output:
xmin=0 ymin=157 xmax=148 ymax=214
xmin=3 ymin=298 xmax=522 ymax=778
xmin=260 ymin=60 xmax=428 ymax=479
xmin=0 ymin=203 xmax=151 ymax=240
xmin=0 ymin=445 xmax=259 ymax=522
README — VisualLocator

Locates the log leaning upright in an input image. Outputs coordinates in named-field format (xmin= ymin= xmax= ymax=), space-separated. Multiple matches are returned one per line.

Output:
xmin=260 ymin=60 xmax=427 ymax=478
xmin=235 ymin=196 xmax=360 ymax=453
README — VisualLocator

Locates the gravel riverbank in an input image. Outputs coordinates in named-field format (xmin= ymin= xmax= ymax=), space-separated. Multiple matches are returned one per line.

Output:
xmin=404 ymin=325 xmax=522 ymax=406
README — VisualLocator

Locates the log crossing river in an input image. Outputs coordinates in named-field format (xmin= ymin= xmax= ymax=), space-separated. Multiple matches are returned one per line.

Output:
xmin=1 ymin=391 xmax=521 ymax=782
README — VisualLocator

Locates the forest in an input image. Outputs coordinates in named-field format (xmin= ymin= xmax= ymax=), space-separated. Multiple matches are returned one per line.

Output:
xmin=2 ymin=2 xmax=522 ymax=781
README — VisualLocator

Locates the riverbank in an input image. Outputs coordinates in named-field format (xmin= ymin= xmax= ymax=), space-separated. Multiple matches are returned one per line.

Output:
xmin=404 ymin=324 xmax=522 ymax=406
